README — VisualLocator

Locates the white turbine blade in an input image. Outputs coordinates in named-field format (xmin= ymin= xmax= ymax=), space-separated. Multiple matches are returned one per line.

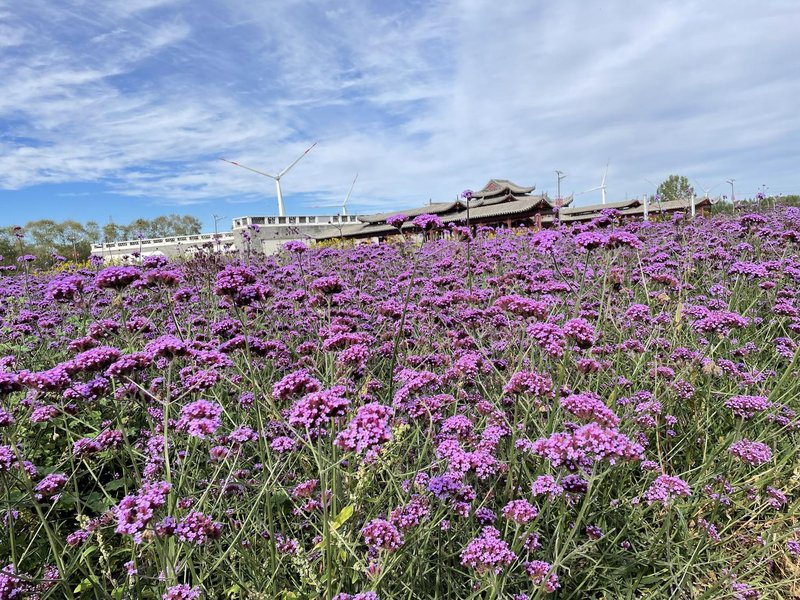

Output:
xmin=343 ymin=173 xmax=358 ymax=207
xmin=220 ymin=158 xmax=277 ymax=180
xmin=601 ymin=160 xmax=609 ymax=186
xmin=279 ymin=142 xmax=317 ymax=177
xmin=577 ymin=186 xmax=603 ymax=195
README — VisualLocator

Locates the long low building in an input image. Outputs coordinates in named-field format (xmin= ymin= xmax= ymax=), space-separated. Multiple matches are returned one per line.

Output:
xmin=91 ymin=232 xmax=238 ymax=259
xmin=312 ymin=181 xmax=716 ymax=243
xmin=91 ymin=180 xmax=717 ymax=259
xmin=91 ymin=214 xmax=364 ymax=259
xmin=558 ymin=196 xmax=716 ymax=223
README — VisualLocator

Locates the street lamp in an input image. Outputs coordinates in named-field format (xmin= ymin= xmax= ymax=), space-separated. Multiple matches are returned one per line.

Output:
xmin=212 ymin=214 xmax=226 ymax=252
xmin=68 ymin=235 xmax=78 ymax=262
xmin=726 ymin=179 xmax=735 ymax=208
xmin=555 ymin=170 xmax=566 ymax=203
xmin=461 ymin=189 xmax=474 ymax=291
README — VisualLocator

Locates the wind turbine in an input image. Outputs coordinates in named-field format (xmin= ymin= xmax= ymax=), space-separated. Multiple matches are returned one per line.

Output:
xmin=579 ymin=161 xmax=609 ymax=205
xmin=311 ymin=173 xmax=359 ymax=216
xmin=341 ymin=173 xmax=357 ymax=217
xmin=220 ymin=142 xmax=317 ymax=217
xmin=694 ymin=179 xmax=721 ymax=199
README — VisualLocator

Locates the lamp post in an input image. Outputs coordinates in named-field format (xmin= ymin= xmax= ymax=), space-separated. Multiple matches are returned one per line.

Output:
xmin=67 ymin=234 xmax=78 ymax=262
xmin=212 ymin=214 xmax=226 ymax=253
xmin=461 ymin=189 xmax=474 ymax=292
xmin=555 ymin=170 xmax=566 ymax=204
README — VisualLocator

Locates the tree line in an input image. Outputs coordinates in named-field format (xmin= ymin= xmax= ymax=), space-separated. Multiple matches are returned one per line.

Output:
xmin=0 ymin=214 xmax=202 ymax=266
xmin=654 ymin=175 xmax=799 ymax=213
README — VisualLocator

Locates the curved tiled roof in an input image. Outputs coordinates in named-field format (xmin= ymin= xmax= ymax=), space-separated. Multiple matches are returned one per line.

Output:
xmin=559 ymin=199 xmax=642 ymax=217
xmin=359 ymin=201 xmax=463 ymax=224
xmin=558 ymin=197 xmax=714 ymax=222
xmin=445 ymin=194 xmax=568 ymax=221
xmin=471 ymin=179 xmax=536 ymax=199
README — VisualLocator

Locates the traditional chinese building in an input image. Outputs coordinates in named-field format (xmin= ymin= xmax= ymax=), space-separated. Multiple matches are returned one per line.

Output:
xmin=313 ymin=179 xmax=569 ymax=242
xmin=90 ymin=180 xmax=716 ymax=260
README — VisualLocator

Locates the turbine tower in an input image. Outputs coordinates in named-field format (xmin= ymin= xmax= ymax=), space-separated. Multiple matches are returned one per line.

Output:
xmin=341 ymin=173 xmax=358 ymax=217
xmin=220 ymin=142 xmax=317 ymax=217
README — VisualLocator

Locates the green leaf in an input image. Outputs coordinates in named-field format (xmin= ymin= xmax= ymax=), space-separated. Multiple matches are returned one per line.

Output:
xmin=74 ymin=577 xmax=93 ymax=593
xmin=80 ymin=545 xmax=98 ymax=561
xmin=104 ymin=478 xmax=129 ymax=491
xmin=331 ymin=504 xmax=354 ymax=530
xmin=270 ymin=490 xmax=290 ymax=508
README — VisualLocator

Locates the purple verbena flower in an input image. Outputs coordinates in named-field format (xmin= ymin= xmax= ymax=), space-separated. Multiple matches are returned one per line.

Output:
xmin=643 ymin=474 xmax=692 ymax=506
xmin=460 ymin=526 xmax=516 ymax=575
xmin=729 ymin=439 xmax=772 ymax=466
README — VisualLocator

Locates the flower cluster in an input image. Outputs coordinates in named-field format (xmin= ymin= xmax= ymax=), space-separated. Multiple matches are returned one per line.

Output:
xmin=387 ymin=214 xmax=409 ymax=229
xmin=502 ymin=499 xmax=539 ymax=524
xmin=460 ymin=526 xmax=516 ymax=575
xmin=95 ymin=266 xmax=141 ymax=289
xmin=503 ymin=370 xmax=554 ymax=399
xmin=175 ymin=511 xmax=222 ymax=545
xmin=288 ymin=387 xmax=350 ymax=437
xmin=530 ymin=422 xmax=644 ymax=470
xmin=729 ymin=439 xmax=772 ymax=466
xmin=411 ymin=213 xmax=443 ymax=231
xmin=115 ymin=481 xmax=171 ymax=542
xmin=362 ymin=518 xmax=404 ymax=552
xmin=526 ymin=560 xmax=560 ymax=592
xmin=335 ymin=403 xmax=394 ymax=455
xmin=177 ymin=400 xmax=223 ymax=439
xmin=560 ymin=393 xmax=620 ymax=428
xmin=643 ymin=474 xmax=692 ymax=506
xmin=724 ymin=395 xmax=771 ymax=420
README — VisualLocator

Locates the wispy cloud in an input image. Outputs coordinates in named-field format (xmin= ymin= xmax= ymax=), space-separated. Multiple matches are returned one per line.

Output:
xmin=0 ymin=0 xmax=798 ymax=219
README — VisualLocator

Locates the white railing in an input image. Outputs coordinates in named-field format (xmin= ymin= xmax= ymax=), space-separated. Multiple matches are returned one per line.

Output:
xmin=91 ymin=232 xmax=235 ymax=251
xmin=232 ymin=215 xmax=362 ymax=229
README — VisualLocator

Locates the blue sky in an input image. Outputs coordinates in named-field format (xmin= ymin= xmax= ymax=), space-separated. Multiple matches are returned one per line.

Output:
xmin=1 ymin=0 xmax=798 ymax=233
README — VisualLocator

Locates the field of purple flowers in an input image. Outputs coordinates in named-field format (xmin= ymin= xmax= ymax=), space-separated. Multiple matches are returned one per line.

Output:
xmin=1 ymin=207 xmax=799 ymax=599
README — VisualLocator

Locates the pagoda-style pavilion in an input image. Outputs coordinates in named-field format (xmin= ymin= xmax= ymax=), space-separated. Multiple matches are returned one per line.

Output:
xmin=314 ymin=179 xmax=570 ymax=242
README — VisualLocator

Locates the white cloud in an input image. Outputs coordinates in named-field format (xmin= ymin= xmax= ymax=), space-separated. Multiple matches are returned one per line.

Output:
xmin=0 ymin=0 xmax=798 ymax=215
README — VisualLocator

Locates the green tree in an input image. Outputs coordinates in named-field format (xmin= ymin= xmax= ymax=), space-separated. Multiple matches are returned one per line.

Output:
xmin=172 ymin=214 xmax=202 ymax=236
xmin=22 ymin=219 xmax=92 ymax=262
xmin=657 ymin=175 xmax=694 ymax=202
xmin=102 ymin=223 xmax=120 ymax=243
xmin=0 ymin=214 xmax=205 ymax=264
xmin=0 ymin=227 xmax=18 ymax=266
xmin=123 ymin=218 xmax=152 ymax=240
